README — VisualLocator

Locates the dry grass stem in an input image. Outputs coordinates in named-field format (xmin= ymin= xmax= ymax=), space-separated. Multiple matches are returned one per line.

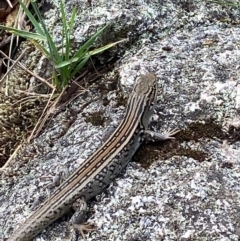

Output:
xmin=26 ymin=84 xmax=71 ymax=142
xmin=0 ymin=48 xmax=29 ymax=91
xmin=0 ymin=49 xmax=55 ymax=90
xmin=5 ymin=0 xmax=13 ymax=8
xmin=14 ymin=89 xmax=51 ymax=98
xmin=0 ymin=144 xmax=22 ymax=173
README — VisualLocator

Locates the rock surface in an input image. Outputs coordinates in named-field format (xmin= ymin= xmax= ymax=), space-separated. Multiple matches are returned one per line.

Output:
xmin=1 ymin=0 xmax=240 ymax=241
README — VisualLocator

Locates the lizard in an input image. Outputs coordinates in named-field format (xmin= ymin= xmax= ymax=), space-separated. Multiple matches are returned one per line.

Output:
xmin=7 ymin=73 xmax=178 ymax=241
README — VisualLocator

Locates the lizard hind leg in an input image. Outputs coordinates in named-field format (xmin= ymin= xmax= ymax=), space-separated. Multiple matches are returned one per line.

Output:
xmin=71 ymin=198 xmax=96 ymax=241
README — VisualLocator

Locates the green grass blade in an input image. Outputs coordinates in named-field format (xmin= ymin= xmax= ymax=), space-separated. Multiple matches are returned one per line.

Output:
xmin=58 ymin=68 xmax=67 ymax=88
xmin=67 ymin=24 xmax=110 ymax=73
xmin=18 ymin=0 xmax=45 ymax=35
xmin=69 ymin=56 xmax=90 ymax=79
xmin=55 ymin=39 xmax=126 ymax=69
xmin=55 ymin=57 xmax=80 ymax=68
xmin=31 ymin=1 xmax=46 ymax=29
xmin=53 ymin=71 xmax=60 ymax=89
xmin=87 ymin=39 xmax=126 ymax=56
xmin=0 ymin=25 xmax=46 ymax=40
xmin=60 ymin=0 xmax=67 ymax=34
xmin=60 ymin=0 xmax=69 ymax=61
xmin=31 ymin=1 xmax=63 ymax=64
xmin=73 ymin=24 xmax=109 ymax=58
xmin=30 ymin=39 xmax=50 ymax=57
xmin=69 ymin=7 xmax=77 ymax=31
xmin=41 ymin=26 xmax=62 ymax=64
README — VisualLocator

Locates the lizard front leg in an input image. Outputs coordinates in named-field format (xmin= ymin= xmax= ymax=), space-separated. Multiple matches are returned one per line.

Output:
xmin=144 ymin=128 xmax=180 ymax=142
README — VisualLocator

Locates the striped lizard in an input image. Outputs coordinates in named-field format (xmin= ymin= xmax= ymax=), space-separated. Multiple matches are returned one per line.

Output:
xmin=7 ymin=73 xmax=178 ymax=241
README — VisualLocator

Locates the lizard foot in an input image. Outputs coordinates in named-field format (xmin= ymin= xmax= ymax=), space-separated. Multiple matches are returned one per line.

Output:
xmin=73 ymin=223 xmax=96 ymax=241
